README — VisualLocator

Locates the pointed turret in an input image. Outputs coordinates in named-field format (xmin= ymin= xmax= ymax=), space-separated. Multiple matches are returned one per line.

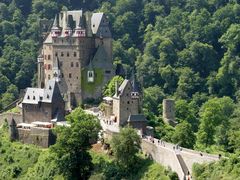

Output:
xmin=51 ymin=14 xmax=61 ymax=38
xmin=74 ymin=15 xmax=86 ymax=37
xmin=63 ymin=12 xmax=72 ymax=37
xmin=131 ymin=73 xmax=140 ymax=99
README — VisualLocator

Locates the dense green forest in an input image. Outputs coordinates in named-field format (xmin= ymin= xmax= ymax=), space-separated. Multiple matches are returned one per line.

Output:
xmin=1 ymin=0 xmax=240 ymax=178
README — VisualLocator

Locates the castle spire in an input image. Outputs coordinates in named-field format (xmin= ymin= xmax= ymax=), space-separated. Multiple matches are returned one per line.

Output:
xmin=78 ymin=15 xmax=84 ymax=29
xmin=52 ymin=14 xmax=59 ymax=28
xmin=64 ymin=12 xmax=72 ymax=37
xmin=51 ymin=14 xmax=61 ymax=37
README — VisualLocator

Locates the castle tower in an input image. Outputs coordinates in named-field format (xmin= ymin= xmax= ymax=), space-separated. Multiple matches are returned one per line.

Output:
xmin=162 ymin=99 xmax=177 ymax=126
xmin=112 ymin=79 xmax=141 ymax=126
xmin=37 ymin=54 xmax=44 ymax=88
xmin=41 ymin=10 xmax=114 ymax=108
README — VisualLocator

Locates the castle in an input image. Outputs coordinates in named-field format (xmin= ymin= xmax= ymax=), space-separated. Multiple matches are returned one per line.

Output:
xmin=38 ymin=10 xmax=114 ymax=109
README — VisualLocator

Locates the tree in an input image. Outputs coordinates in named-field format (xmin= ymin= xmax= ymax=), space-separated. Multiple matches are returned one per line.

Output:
xmin=172 ymin=121 xmax=195 ymax=148
xmin=103 ymin=76 xmax=124 ymax=97
xmin=175 ymin=99 xmax=198 ymax=131
xmin=51 ymin=108 xmax=101 ymax=179
xmin=110 ymin=127 xmax=141 ymax=171
xmin=196 ymin=97 xmax=234 ymax=149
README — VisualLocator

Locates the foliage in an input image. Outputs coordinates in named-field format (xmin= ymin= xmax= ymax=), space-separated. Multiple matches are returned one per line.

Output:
xmin=192 ymin=153 xmax=240 ymax=180
xmin=0 ymin=126 xmax=41 ymax=179
xmin=103 ymin=75 xmax=124 ymax=97
xmin=81 ymin=68 xmax=104 ymax=94
xmin=196 ymin=97 xmax=235 ymax=151
xmin=50 ymin=107 xmax=101 ymax=179
xmin=89 ymin=150 xmax=175 ymax=180
xmin=172 ymin=121 xmax=196 ymax=149
xmin=110 ymin=127 xmax=141 ymax=171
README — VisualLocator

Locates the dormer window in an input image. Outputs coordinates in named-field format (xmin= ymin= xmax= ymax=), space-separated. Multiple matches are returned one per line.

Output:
xmin=33 ymin=96 xmax=36 ymax=100
xmin=27 ymin=95 xmax=30 ymax=99
xmin=47 ymin=94 xmax=49 ymax=99
xmin=87 ymin=70 xmax=94 ymax=82
xmin=49 ymin=86 xmax=52 ymax=90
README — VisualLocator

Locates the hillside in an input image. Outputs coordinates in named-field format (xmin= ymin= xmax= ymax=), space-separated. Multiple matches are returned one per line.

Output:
xmin=1 ymin=0 xmax=240 ymax=178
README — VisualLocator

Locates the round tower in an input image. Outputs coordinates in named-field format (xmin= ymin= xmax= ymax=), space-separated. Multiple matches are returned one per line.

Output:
xmin=163 ymin=99 xmax=176 ymax=126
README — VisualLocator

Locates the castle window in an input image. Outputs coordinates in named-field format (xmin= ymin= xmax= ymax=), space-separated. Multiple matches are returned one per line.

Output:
xmin=49 ymin=86 xmax=52 ymax=90
xmin=87 ymin=71 xmax=94 ymax=82
xmin=48 ymin=64 xmax=51 ymax=70
xmin=67 ymin=52 xmax=69 ymax=57
xmin=69 ymin=73 xmax=72 ymax=78
xmin=48 ymin=75 xmax=51 ymax=80
xmin=62 ymin=73 xmax=64 ymax=78
xmin=76 ymin=62 xmax=79 ymax=67
xmin=127 ymin=101 xmax=130 ymax=104
xmin=76 ymin=76 xmax=78 ymax=79
xmin=61 ymin=52 xmax=64 ymax=57
xmin=127 ymin=108 xmax=129 ymax=110
xmin=74 ymin=52 xmax=77 ymax=57
xmin=59 ymin=61 xmax=63 ymax=67
xmin=93 ymin=24 xmax=95 ymax=27
xmin=55 ymin=52 xmax=58 ymax=57
xmin=48 ymin=55 xmax=51 ymax=60
xmin=33 ymin=96 xmax=36 ymax=100
xmin=71 ymin=62 xmax=74 ymax=67
xmin=47 ymin=94 xmax=49 ymax=99
xmin=44 ymin=55 xmax=47 ymax=59
xmin=27 ymin=95 xmax=30 ymax=99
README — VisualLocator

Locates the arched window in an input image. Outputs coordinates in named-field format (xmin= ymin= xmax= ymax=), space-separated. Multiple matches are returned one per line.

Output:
xmin=87 ymin=71 xmax=94 ymax=82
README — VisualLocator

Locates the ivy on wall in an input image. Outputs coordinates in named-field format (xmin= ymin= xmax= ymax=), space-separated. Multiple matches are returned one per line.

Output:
xmin=81 ymin=68 xmax=104 ymax=94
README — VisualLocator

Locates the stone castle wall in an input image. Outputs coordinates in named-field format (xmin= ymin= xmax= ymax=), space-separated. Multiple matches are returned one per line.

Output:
xmin=141 ymin=139 xmax=185 ymax=179
xmin=0 ymin=113 xmax=23 ymax=126
xmin=17 ymin=127 xmax=55 ymax=148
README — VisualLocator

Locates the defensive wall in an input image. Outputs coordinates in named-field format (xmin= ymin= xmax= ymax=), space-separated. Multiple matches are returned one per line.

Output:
xmin=101 ymin=121 xmax=219 ymax=179
xmin=17 ymin=127 xmax=55 ymax=148
xmin=0 ymin=112 xmax=23 ymax=126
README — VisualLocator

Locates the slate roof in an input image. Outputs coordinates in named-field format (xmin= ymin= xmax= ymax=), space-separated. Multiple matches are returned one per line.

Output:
xmin=22 ymin=80 xmax=58 ymax=104
xmin=91 ymin=13 xmax=103 ymax=34
xmin=90 ymin=45 xmax=112 ymax=69
xmin=127 ymin=114 xmax=147 ymax=122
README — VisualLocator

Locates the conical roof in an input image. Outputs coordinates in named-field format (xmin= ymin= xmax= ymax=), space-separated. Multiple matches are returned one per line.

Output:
xmin=51 ymin=14 xmax=60 ymax=30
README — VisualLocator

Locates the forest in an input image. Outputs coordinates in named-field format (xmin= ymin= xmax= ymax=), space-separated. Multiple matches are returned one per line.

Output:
xmin=1 ymin=0 xmax=240 ymax=178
